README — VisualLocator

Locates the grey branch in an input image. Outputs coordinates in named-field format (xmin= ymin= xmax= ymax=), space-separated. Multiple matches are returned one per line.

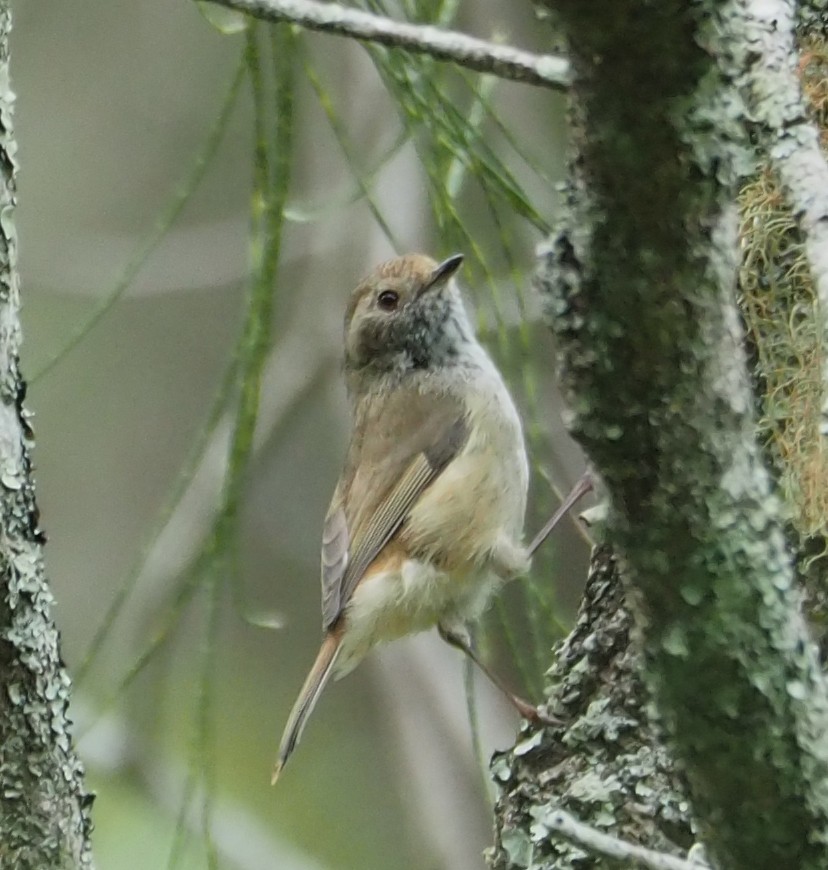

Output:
xmin=0 ymin=0 xmax=94 ymax=864
xmin=204 ymin=0 xmax=571 ymax=91
xmin=546 ymin=810 xmax=708 ymax=870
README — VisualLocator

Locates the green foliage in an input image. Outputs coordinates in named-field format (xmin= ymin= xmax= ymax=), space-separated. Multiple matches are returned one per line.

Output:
xmin=355 ymin=0 xmax=570 ymax=694
xmin=64 ymin=4 xmax=572 ymax=864
xmin=32 ymin=58 xmax=248 ymax=384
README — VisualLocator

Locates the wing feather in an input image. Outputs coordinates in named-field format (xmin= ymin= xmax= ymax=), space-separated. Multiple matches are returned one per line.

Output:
xmin=320 ymin=488 xmax=349 ymax=626
xmin=320 ymin=386 xmax=468 ymax=630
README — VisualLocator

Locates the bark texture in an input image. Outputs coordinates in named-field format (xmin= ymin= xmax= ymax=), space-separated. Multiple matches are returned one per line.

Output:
xmin=489 ymin=547 xmax=694 ymax=869
xmin=493 ymin=1 xmax=828 ymax=868
xmin=798 ymin=1 xmax=828 ymax=35
xmin=0 ymin=4 xmax=94 ymax=866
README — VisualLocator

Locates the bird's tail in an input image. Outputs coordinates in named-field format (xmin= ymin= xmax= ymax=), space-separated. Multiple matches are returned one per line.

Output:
xmin=272 ymin=631 xmax=342 ymax=784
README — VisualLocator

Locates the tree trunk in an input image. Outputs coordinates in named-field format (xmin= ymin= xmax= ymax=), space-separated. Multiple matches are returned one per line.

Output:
xmin=492 ymin=2 xmax=828 ymax=868
xmin=490 ymin=546 xmax=694 ymax=869
xmin=0 ymin=3 xmax=94 ymax=866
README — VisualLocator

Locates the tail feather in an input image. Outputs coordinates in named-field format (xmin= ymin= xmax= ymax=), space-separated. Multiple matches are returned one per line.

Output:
xmin=272 ymin=632 xmax=342 ymax=784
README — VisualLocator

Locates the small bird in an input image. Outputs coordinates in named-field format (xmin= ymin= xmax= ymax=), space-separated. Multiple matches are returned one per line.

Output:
xmin=273 ymin=253 xmax=586 ymax=783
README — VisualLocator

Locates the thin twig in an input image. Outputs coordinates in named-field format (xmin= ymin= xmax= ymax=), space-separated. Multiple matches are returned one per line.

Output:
xmin=546 ymin=809 xmax=709 ymax=870
xmin=205 ymin=0 xmax=571 ymax=91
xmin=32 ymin=56 xmax=246 ymax=383
xmin=527 ymin=470 xmax=592 ymax=557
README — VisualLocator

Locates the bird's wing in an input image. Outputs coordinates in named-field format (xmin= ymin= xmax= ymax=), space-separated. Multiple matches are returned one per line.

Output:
xmin=320 ymin=384 xmax=468 ymax=630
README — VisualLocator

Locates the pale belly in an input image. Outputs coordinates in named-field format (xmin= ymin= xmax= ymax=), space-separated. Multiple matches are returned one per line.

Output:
xmin=335 ymin=558 xmax=499 ymax=677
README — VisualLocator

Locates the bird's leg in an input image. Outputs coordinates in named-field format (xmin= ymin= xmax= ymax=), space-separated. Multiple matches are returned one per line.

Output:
xmin=437 ymin=624 xmax=561 ymax=726
xmin=527 ymin=470 xmax=594 ymax=558
xmin=437 ymin=474 xmax=593 ymax=725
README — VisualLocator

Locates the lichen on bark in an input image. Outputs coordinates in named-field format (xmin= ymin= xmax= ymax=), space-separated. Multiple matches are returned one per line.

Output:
xmin=0 ymin=3 xmax=94 ymax=866
xmin=489 ymin=547 xmax=694 ymax=869
xmin=491 ymin=1 xmax=828 ymax=868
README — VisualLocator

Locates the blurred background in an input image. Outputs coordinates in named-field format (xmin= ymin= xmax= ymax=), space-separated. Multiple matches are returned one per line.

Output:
xmin=13 ymin=1 xmax=589 ymax=867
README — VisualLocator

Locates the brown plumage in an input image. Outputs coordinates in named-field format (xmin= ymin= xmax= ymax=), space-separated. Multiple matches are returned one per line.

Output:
xmin=273 ymin=253 xmax=531 ymax=782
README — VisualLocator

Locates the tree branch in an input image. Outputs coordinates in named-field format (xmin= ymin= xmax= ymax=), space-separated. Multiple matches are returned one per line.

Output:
xmin=543 ymin=810 xmax=708 ymax=870
xmin=533 ymin=0 xmax=828 ymax=867
xmin=0 ymin=2 xmax=93 ymax=864
xmin=202 ymin=0 xmax=571 ymax=91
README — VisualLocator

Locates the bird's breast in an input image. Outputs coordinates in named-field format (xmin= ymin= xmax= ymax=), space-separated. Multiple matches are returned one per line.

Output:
xmin=336 ymin=355 xmax=529 ymax=675
xmin=402 ymin=369 xmax=529 ymax=571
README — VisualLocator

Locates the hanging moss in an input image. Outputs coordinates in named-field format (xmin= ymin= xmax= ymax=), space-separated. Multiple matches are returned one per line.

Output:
xmin=738 ymin=36 xmax=828 ymax=546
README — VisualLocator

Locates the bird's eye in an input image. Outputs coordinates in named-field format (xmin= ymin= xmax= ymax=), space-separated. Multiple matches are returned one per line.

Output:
xmin=377 ymin=289 xmax=399 ymax=311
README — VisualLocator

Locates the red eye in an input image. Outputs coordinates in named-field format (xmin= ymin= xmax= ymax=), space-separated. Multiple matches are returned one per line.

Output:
xmin=377 ymin=290 xmax=399 ymax=311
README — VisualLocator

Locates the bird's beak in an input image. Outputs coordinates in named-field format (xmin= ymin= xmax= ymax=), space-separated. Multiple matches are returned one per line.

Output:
xmin=419 ymin=253 xmax=464 ymax=297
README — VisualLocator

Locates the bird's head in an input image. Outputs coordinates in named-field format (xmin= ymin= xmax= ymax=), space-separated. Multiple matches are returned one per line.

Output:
xmin=344 ymin=253 xmax=468 ymax=374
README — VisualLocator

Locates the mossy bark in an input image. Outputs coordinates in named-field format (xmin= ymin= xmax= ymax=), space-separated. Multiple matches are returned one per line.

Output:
xmin=490 ymin=547 xmax=694 ymax=869
xmin=492 ymin=2 xmax=828 ymax=868
xmin=0 ymin=3 xmax=94 ymax=866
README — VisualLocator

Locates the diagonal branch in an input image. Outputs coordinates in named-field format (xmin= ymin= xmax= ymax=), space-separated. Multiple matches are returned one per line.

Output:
xmin=203 ymin=0 xmax=571 ymax=91
xmin=544 ymin=809 xmax=708 ymax=870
